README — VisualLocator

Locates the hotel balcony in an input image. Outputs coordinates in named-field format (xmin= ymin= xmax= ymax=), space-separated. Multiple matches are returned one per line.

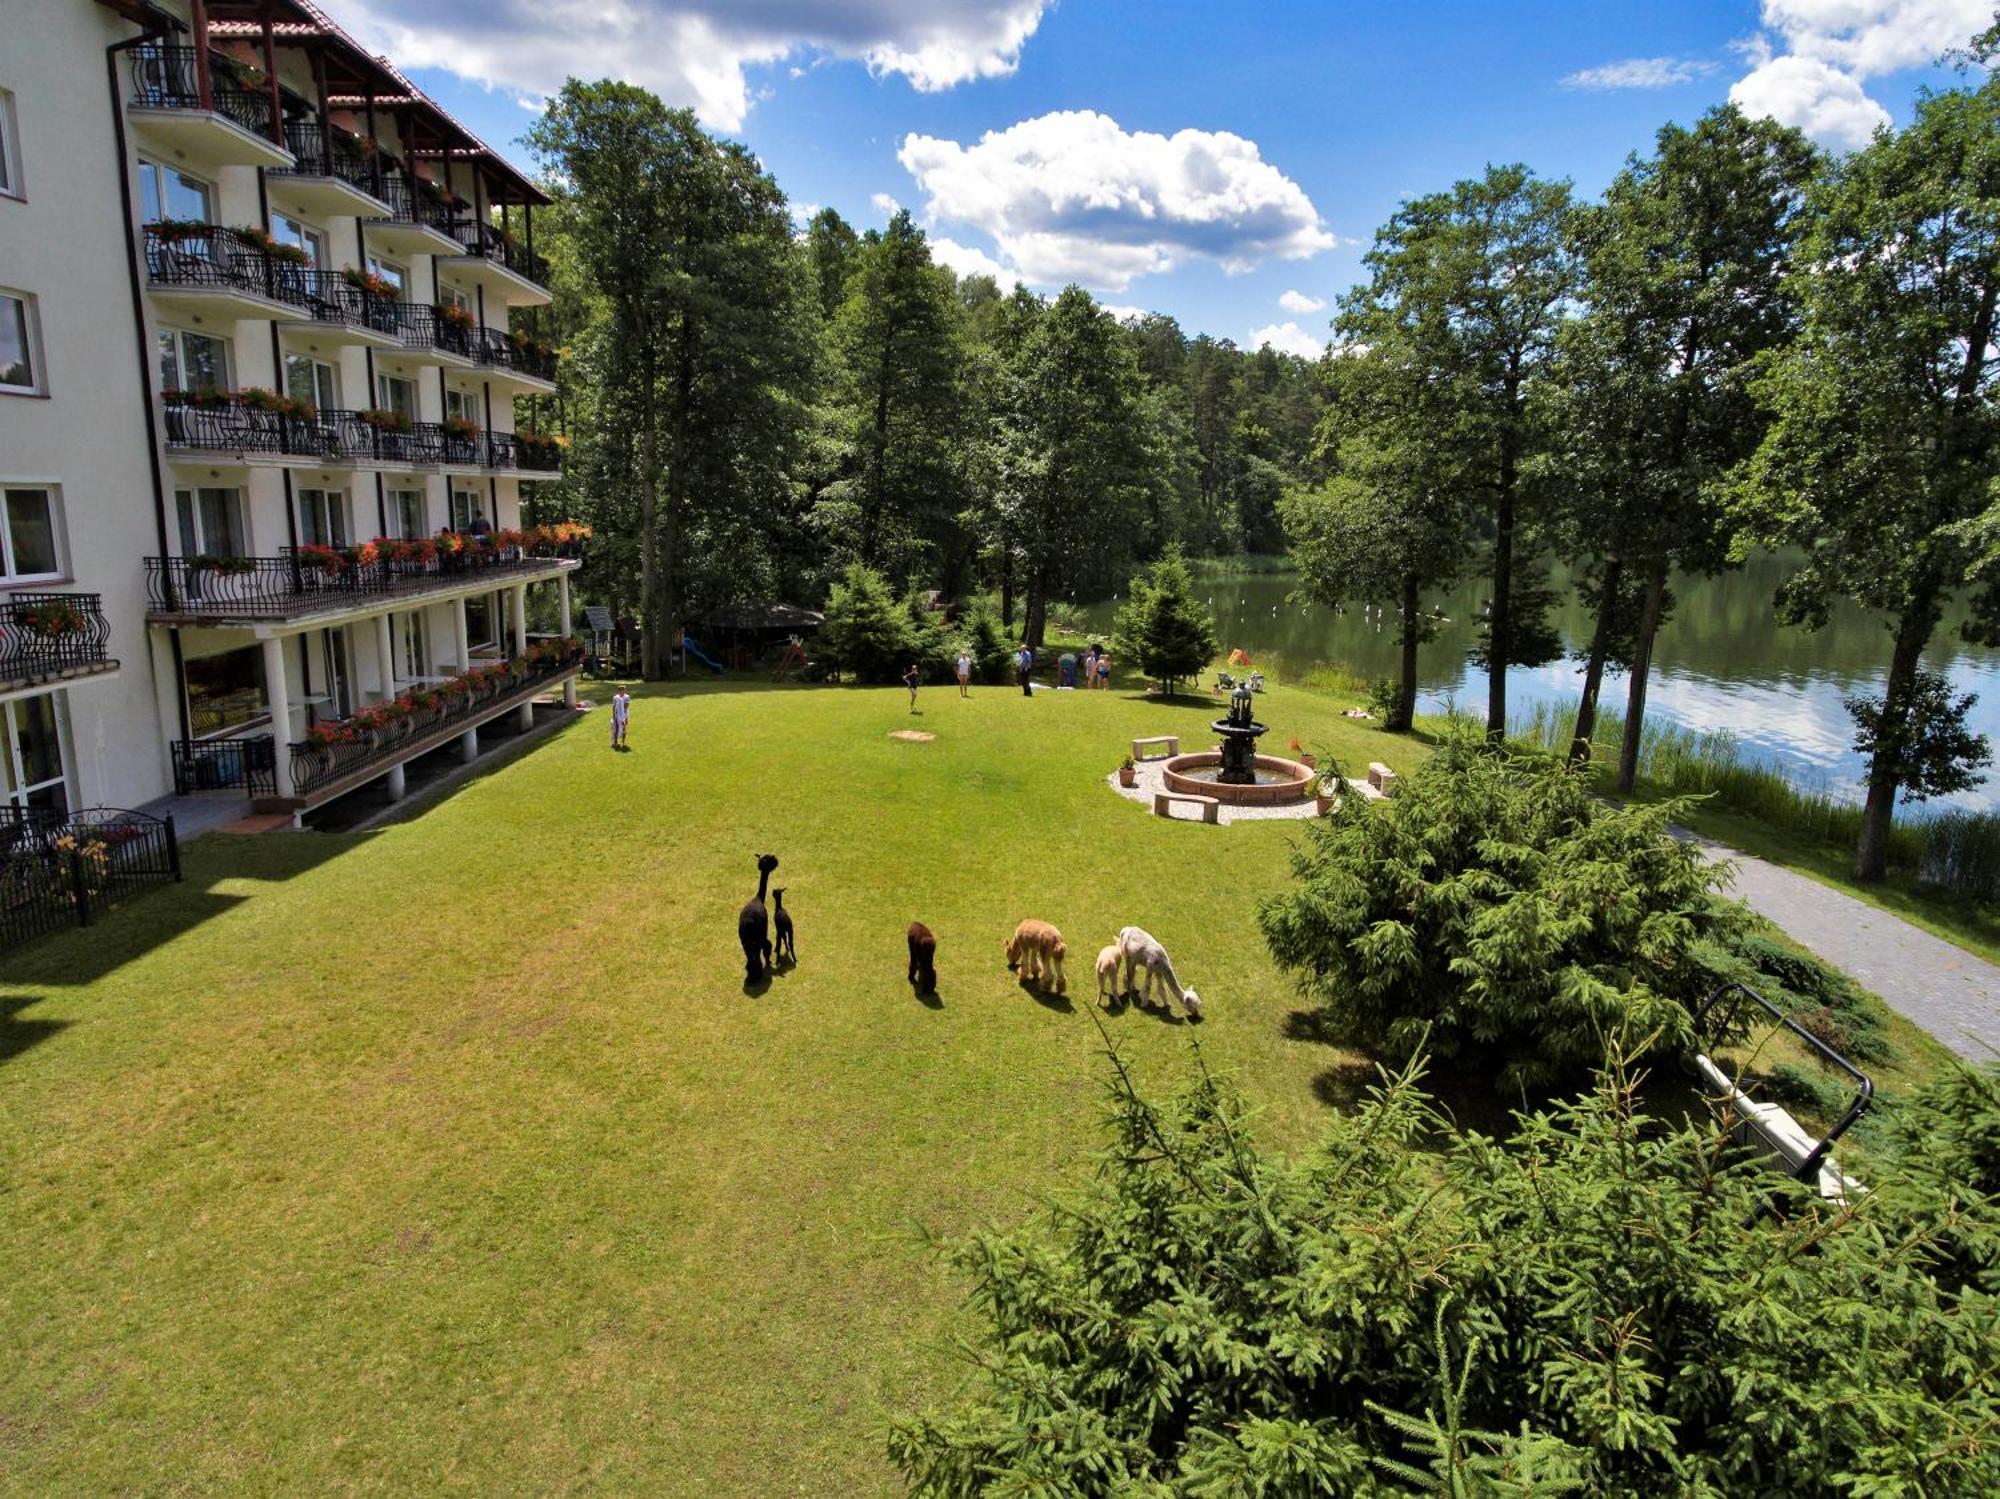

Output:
xmin=266 ymin=121 xmax=392 ymax=220
xmin=144 ymin=545 xmax=583 ymax=627
xmin=145 ymin=224 xmax=310 ymax=322
xmin=475 ymin=328 xmax=559 ymax=393
xmin=126 ymin=44 xmax=293 ymax=172
xmin=444 ymin=219 xmax=554 ymax=307
xmin=0 ymin=593 xmax=119 ymax=696
xmin=364 ymin=170 xmax=464 ymax=258
xmin=486 ymin=431 xmax=565 ymax=480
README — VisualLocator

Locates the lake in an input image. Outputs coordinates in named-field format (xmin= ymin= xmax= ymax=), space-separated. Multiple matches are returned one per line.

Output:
xmin=1078 ymin=555 xmax=2000 ymax=813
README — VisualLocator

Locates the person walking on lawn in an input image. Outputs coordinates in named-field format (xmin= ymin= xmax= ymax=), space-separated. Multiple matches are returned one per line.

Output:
xmin=904 ymin=662 xmax=922 ymax=713
xmin=610 ymin=686 xmax=631 ymax=749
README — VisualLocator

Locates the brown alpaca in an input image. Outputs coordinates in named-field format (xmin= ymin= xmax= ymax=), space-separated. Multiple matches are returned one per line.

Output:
xmin=1004 ymin=919 xmax=1067 ymax=993
xmin=907 ymin=921 xmax=938 ymax=995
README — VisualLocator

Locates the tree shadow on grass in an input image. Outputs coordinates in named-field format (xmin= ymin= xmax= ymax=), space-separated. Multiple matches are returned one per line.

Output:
xmin=0 ymin=996 xmax=66 ymax=1067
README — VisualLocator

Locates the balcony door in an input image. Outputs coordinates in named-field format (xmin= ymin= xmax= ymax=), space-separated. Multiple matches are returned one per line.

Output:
xmin=319 ymin=631 xmax=352 ymax=720
xmin=296 ymin=488 xmax=349 ymax=548
xmin=389 ymin=486 xmax=426 ymax=539
xmin=449 ymin=486 xmax=485 ymax=533
xmin=158 ymin=326 xmax=229 ymax=399
xmin=0 ymin=692 xmax=72 ymax=818
xmin=375 ymin=373 xmax=417 ymax=424
xmin=174 ymin=486 xmax=246 ymax=558
xmin=396 ymin=611 xmax=430 ymax=679
xmin=284 ymin=353 xmax=338 ymax=415
xmin=269 ymin=211 xmax=326 ymax=268
xmin=137 ymin=158 xmax=212 ymax=225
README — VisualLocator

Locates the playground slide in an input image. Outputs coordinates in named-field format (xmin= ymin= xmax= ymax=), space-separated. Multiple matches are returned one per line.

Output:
xmin=681 ymin=634 xmax=725 ymax=674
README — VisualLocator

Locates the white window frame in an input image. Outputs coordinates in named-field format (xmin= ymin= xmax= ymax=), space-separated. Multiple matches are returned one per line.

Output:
xmin=443 ymin=386 xmax=476 ymax=423
xmin=367 ymin=255 xmax=407 ymax=295
xmin=1 ymin=290 xmax=43 ymax=396
xmin=0 ymin=484 xmax=64 ymax=582
xmin=283 ymin=351 xmax=338 ymax=413
xmin=1 ymin=692 xmax=74 ymax=818
xmin=396 ymin=610 xmax=429 ymax=679
xmin=295 ymin=487 xmax=349 ymax=548
xmin=174 ymin=485 xmax=248 ymax=558
xmin=449 ymin=486 xmax=485 ymax=533
xmin=389 ymin=486 xmax=426 ymax=539
xmin=0 ymin=88 xmax=21 ymax=201
xmin=375 ymin=372 xmax=416 ymax=421
xmin=158 ymin=324 xmax=230 ymax=398
xmin=269 ymin=210 xmax=325 ymax=268
xmin=136 ymin=156 xmax=213 ymax=226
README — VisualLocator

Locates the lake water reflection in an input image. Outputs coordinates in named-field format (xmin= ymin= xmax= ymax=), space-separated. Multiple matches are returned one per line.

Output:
xmin=1078 ymin=555 xmax=2000 ymax=812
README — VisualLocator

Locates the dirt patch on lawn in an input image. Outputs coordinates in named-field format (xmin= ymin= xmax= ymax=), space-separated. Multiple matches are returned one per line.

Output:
xmin=888 ymin=730 xmax=936 ymax=742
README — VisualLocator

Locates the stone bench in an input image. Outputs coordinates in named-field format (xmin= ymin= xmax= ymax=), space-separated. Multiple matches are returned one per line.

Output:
xmin=1132 ymin=735 xmax=1180 ymax=761
xmin=1367 ymin=762 xmax=1399 ymax=796
xmin=1153 ymin=790 xmax=1219 ymax=824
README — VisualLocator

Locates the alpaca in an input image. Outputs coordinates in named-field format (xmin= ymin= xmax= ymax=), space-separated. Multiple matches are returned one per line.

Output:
xmin=772 ymin=888 xmax=796 ymax=966
xmin=1004 ymin=919 xmax=1067 ymax=994
xmin=1095 ymin=944 xmax=1123 ymax=1005
xmin=1115 ymin=926 xmax=1202 ymax=1017
xmin=738 ymin=854 xmax=779 ymax=981
xmin=907 ymin=921 xmax=938 ymax=995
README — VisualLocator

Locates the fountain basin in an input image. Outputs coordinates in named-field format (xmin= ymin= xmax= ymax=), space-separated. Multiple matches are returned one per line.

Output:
xmin=1162 ymin=752 xmax=1316 ymax=805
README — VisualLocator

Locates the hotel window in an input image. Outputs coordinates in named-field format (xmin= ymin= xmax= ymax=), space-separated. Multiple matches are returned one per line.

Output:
xmin=183 ymin=645 xmax=268 ymax=736
xmin=1 ymin=693 xmax=72 ymax=817
xmin=396 ymin=611 xmax=430 ymax=679
xmin=443 ymin=387 xmax=476 ymax=424
xmin=1 ymin=291 xmax=39 ymax=393
xmin=439 ymin=282 xmax=470 ymax=313
xmin=375 ymin=372 xmax=416 ymax=423
xmin=1 ymin=488 xmax=61 ymax=580
xmin=389 ymin=486 xmax=426 ymax=538
xmin=158 ymin=326 xmax=228 ymax=396
xmin=296 ymin=487 xmax=348 ymax=548
xmin=174 ymin=486 xmax=247 ymax=557
xmin=367 ymin=256 xmax=407 ymax=296
xmin=269 ymin=211 xmax=325 ymax=268
xmin=284 ymin=353 xmax=337 ymax=414
xmin=0 ymin=89 xmax=20 ymax=200
xmin=464 ymin=592 xmax=496 ymax=650
xmin=137 ymin=157 xmax=212 ymax=224
xmin=449 ymin=485 xmax=485 ymax=532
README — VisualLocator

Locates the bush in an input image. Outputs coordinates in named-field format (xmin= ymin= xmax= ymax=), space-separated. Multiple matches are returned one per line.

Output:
xmin=1717 ymin=927 xmax=1889 ymax=1063
xmin=816 ymin=562 xmax=910 ymax=683
xmin=959 ymin=602 xmax=1016 ymax=685
xmin=900 ymin=589 xmax=957 ymax=682
xmin=1257 ymin=733 xmax=1735 ymax=1092
xmin=890 ymin=1041 xmax=2000 ymax=1495
xmin=1113 ymin=544 xmax=1219 ymax=696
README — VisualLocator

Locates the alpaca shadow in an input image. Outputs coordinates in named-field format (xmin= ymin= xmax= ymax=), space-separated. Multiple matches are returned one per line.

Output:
xmin=911 ymin=985 xmax=944 ymax=1010
xmin=1020 ymin=978 xmax=1073 ymax=1014
xmin=771 ymin=956 xmax=797 ymax=977
xmin=1128 ymin=995 xmax=1195 ymax=1027
xmin=742 ymin=973 xmax=773 ymax=998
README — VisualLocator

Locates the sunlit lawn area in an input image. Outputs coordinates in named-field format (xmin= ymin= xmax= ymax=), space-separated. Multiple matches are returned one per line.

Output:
xmin=0 ymin=675 xmax=1418 ymax=1494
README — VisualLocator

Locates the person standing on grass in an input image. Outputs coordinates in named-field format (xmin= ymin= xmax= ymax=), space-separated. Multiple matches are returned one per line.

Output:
xmin=1096 ymin=650 xmax=1111 ymax=690
xmin=610 ymin=686 xmax=631 ymax=749
xmin=1017 ymin=644 xmax=1034 ymax=697
xmin=1085 ymin=643 xmax=1101 ymax=689
xmin=955 ymin=649 xmax=972 ymax=698
xmin=904 ymin=661 xmax=922 ymax=712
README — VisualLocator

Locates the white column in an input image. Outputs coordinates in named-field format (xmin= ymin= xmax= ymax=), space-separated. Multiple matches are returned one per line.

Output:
xmin=558 ymin=571 xmax=577 ymax=708
xmin=452 ymin=596 xmax=471 ymax=669
xmin=262 ymin=635 xmax=294 ymax=800
xmin=512 ymin=583 xmax=533 ymax=730
xmin=385 ymin=762 xmax=406 ymax=800
xmin=375 ymin=612 xmax=397 ymax=697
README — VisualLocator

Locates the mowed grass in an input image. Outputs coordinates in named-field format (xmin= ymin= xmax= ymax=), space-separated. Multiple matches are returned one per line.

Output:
xmin=0 ymin=677 xmax=1412 ymax=1495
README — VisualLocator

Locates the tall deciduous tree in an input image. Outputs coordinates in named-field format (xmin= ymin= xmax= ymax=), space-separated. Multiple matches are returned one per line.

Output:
xmin=528 ymin=81 xmax=810 ymax=677
xmin=992 ymin=286 xmax=1155 ymax=646
xmin=822 ymin=211 xmax=968 ymax=576
xmin=1733 ymin=79 xmax=2000 ymax=880
xmin=1550 ymin=107 xmax=1819 ymax=780
xmin=1337 ymin=165 xmax=1578 ymax=739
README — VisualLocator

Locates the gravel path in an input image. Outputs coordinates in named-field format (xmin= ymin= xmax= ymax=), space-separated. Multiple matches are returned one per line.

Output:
xmin=1690 ymin=833 xmax=2000 ymax=1063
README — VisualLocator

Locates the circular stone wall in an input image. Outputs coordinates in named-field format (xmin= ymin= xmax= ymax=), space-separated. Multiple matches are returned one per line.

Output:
xmin=1161 ymin=751 xmax=1316 ymax=805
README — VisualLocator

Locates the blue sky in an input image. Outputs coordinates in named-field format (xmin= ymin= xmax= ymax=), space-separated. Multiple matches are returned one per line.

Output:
xmin=324 ymin=0 xmax=1990 ymax=352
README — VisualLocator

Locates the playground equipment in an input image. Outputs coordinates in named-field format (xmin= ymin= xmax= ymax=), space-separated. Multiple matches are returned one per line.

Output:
xmin=772 ymin=635 xmax=810 ymax=681
xmin=680 ymin=633 xmax=724 ymax=675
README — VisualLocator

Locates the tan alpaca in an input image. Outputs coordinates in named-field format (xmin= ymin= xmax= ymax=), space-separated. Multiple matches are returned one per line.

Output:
xmin=1095 ymin=944 xmax=1123 ymax=1004
xmin=1005 ymin=919 xmax=1068 ymax=993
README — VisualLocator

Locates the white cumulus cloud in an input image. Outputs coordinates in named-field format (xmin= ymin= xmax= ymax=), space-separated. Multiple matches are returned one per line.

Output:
xmin=930 ymin=236 xmax=1011 ymax=281
xmin=1249 ymin=321 xmax=1326 ymax=359
xmin=1278 ymin=289 xmax=1327 ymax=314
xmin=898 ymin=110 xmax=1335 ymax=293
xmin=1562 ymin=56 xmax=1719 ymax=89
xmin=311 ymin=0 xmax=1053 ymax=132
xmin=1728 ymin=0 xmax=1988 ymax=148
xmin=871 ymin=191 xmax=904 ymax=219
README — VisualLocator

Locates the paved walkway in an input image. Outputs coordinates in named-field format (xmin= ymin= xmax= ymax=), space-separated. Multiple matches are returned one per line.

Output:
xmin=1690 ymin=834 xmax=2000 ymax=1062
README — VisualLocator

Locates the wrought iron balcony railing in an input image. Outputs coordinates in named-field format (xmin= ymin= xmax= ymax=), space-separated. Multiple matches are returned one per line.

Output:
xmin=448 ymin=218 xmax=552 ymax=290
xmin=485 ymin=432 xmax=563 ymax=472
xmin=171 ymin=735 xmax=276 ymax=797
xmin=270 ymin=119 xmax=379 ymax=198
xmin=372 ymin=169 xmax=459 ymax=235
xmin=476 ymin=326 xmax=558 ymax=382
xmin=395 ymin=303 xmax=480 ymax=362
xmin=128 ymin=43 xmax=275 ymax=140
xmin=145 ymin=223 xmax=309 ymax=309
xmin=145 ymin=542 xmax=582 ymax=620
xmin=0 ymin=593 xmax=115 ymax=686
xmin=287 ymin=642 xmax=584 ymax=799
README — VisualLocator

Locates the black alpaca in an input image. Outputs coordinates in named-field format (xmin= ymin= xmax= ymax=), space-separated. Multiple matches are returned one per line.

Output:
xmin=738 ymin=854 xmax=779 ymax=982
xmin=772 ymin=888 xmax=796 ymax=966
xmin=906 ymin=921 xmax=938 ymax=995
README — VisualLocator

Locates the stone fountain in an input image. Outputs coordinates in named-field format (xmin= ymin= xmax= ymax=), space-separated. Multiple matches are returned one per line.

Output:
xmin=1213 ymin=682 xmax=1266 ymax=784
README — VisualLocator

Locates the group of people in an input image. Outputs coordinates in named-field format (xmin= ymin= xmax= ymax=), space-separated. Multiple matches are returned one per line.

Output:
xmin=898 ymin=643 xmax=1117 ymax=710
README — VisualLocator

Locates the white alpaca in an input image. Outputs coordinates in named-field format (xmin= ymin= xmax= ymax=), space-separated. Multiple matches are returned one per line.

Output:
xmin=1094 ymin=944 xmax=1123 ymax=1005
xmin=1115 ymin=926 xmax=1203 ymax=1018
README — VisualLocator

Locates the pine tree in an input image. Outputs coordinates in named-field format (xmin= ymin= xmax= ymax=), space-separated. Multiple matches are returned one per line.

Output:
xmin=1113 ymin=545 xmax=1218 ymax=696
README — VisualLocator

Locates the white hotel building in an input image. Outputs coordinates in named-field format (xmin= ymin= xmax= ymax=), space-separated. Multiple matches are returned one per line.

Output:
xmin=0 ymin=0 xmax=581 ymax=827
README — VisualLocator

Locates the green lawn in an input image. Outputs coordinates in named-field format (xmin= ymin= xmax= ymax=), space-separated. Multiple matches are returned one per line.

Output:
xmin=0 ymin=676 xmax=1415 ymax=1494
